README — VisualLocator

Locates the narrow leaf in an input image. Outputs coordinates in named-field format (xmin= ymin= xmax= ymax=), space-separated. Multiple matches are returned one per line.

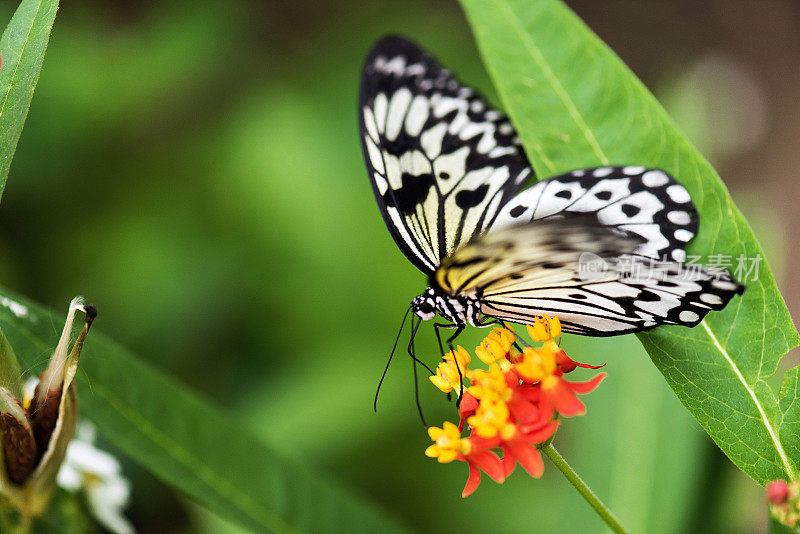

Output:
xmin=0 ymin=325 xmax=22 ymax=399
xmin=459 ymin=0 xmax=799 ymax=483
xmin=0 ymin=288 xmax=408 ymax=534
xmin=0 ymin=0 xmax=59 ymax=200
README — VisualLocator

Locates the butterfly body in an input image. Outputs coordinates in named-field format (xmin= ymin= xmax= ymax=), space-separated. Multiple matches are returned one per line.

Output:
xmin=412 ymin=286 xmax=484 ymax=326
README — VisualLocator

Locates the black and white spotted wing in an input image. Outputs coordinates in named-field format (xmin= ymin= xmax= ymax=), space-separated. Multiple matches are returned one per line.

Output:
xmin=359 ymin=35 xmax=534 ymax=274
xmin=493 ymin=166 xmax=698 ymax=262
xmin=434 ymin=219 xmax=744 ymax=336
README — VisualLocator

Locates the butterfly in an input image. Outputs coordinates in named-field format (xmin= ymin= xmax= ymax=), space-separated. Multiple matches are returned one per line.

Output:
xmin=359 ymin=35 xmax=744 ymax=358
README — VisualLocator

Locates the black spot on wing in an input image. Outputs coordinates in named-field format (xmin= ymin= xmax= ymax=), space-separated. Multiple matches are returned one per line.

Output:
xmin=384 ymin=172 xmax=436 ymax=215
xmin=621 ymin=204 xmax=640 ymax=218
xmin=595 ymin=191 xmax=613 ymax=201
xmin=455 ymin=184 xmax=490 ymax=209
xmin=509 ymin=205 xmax=527 ymax=217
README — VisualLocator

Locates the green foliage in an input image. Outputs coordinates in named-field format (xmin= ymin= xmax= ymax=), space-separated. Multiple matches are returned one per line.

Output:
xmin=459 ymin=0 xmax=800 ymax=484
xmin=0 ymin=0 xmax=58 ymax=200
xmin=0 ymin=325 xmax=22 ymax=398
xmin=0 ymin=289 xmax=408 ymax=534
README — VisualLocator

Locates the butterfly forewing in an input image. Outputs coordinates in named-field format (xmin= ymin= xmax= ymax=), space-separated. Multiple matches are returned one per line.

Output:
xmin=359 ymin=36 xmax=534 ymax=274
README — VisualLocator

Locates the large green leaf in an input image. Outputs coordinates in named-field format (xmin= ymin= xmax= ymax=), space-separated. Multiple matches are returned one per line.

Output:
xmin=459 ymin=0 xmax=799 ymax=484
xmin=0 ymin=0 xmax=59 ymax=200
xmin=0 ymin=288 xmax=408 ymax=534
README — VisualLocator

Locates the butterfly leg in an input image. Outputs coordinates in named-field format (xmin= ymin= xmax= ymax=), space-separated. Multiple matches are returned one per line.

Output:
xmin=434 ymin=324 xmax=465 ymax=406
xmin=434 ymin=323 xmax=456 ymax=402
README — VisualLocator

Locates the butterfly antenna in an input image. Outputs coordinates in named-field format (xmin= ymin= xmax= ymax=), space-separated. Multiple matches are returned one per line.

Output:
xmin=408 ymin=314 xmax=427 ymax=426
xmin=374 ymin=304 xmax=412 ymax=412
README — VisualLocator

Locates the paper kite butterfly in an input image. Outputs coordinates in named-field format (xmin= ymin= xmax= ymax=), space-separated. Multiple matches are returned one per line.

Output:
xmin=358 ymin=35 xmax=743 ymax=346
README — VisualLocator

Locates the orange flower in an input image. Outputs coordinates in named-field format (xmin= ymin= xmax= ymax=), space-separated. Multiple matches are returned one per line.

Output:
xmin=515 ymin=344 xmax=606 ymax=417
xmin=425 ymin=321 xmax=605 ymax=497
xmin=425 ymin=422 xmax=505 ymax=498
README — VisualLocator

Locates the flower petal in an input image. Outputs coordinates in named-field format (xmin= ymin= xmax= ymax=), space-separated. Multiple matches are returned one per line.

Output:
xmin=469 ymin=450 xmax=505 ymax=483
xmin=521 ymin=420 xmax=559 ymax=444
xmin=546 ymin=380 xmax=586 ymax=417
xmin=501 ymin=445 xmax=517 ymax=478
xmin=507 ymin=441 xmax=544 ymax=478
xmin=462 ymin=463 xmax=481 ymax=498
xmin=565 ymin=373 xmax=607 ymax=395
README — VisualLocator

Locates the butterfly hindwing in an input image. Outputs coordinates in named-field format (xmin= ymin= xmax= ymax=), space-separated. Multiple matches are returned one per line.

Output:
xmin=359 ymin=35 xmax=534 ymax=274
xmin=493 ymin=166 xmax=698 ymax=262
xmin=435 ymin=219 xmax=743 ymax=336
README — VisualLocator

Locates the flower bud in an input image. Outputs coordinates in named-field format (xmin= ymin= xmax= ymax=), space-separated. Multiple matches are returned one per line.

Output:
xmin=767 ymin=479 xmax=791 ymax=505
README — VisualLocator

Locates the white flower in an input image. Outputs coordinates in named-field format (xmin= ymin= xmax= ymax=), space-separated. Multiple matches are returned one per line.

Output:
xmin=57 ymin=422 xmax=135 ymax=534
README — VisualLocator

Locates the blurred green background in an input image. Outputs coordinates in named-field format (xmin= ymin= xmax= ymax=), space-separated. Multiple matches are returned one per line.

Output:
xmin=0 ymin=0 xmax=797 ymax=532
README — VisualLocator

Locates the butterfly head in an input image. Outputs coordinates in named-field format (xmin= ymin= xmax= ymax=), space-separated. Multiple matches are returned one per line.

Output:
xmin=411 ymin=289 xmax=437 ymax=321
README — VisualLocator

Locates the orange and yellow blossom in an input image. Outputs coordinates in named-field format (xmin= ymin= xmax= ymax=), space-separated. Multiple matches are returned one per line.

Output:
xmin=515 ymin=341 xmax=605 ymax=417
xmin=425 ymin=320 xmax=606 ymax=497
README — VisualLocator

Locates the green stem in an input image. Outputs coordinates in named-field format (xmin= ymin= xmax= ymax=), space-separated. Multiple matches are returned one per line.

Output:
xmin=0 ymin=498 xmax=32 ymax=534
xmin=542 ymin=443 xmax=628 ymax=534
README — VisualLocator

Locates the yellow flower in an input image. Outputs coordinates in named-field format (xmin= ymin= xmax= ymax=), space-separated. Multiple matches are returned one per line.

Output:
xmin=526 ymin=315 xmax=561 ymax=342
xmin=429 ymin=347 xmax=471 ymax=394
xmin=515 ymin=345 xmax=559 ymax=388
xmin=467 ymin=366 xmax=510 ymax=402
xmin=475 ymin=327 xmax=516 ymax=368
xmin=425 ymin=422 xmax=470 ymax=463
xmin=466 ymin=397 xmax=513 ymax=439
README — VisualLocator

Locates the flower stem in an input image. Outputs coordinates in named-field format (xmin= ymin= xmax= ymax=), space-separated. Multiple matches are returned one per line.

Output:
xmin=542 ymin=443 xmax=628 ymax=534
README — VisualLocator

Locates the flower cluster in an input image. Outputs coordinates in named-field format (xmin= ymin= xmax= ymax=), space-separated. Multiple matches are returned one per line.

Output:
xmin=767 ymin=479 xmax=800 ymax=527
xmin=425 ymin=316 xmax=606 ymax=497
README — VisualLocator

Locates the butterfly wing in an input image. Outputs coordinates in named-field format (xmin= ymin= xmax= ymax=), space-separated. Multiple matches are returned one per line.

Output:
xmin=435 ymin=218 xmax=743 ymax=336
xmin=359 ymin=35 xmax=534 ymax=274
xmin=493 ymin=166 xmax=698 ymax=262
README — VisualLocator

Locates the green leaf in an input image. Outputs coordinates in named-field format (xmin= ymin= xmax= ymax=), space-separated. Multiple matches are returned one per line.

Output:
xmin=780 ymin=367 xmax=800 ymax=472
xmin=459 ymin=0 xmax=799 ymax=484
xmin=0 ymin=326 xmax=22 ymax=399
xmin=0 ymin=0 xmax=59 ymax=200
xmin=0 ymin=289 xmax=408 ymax=534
